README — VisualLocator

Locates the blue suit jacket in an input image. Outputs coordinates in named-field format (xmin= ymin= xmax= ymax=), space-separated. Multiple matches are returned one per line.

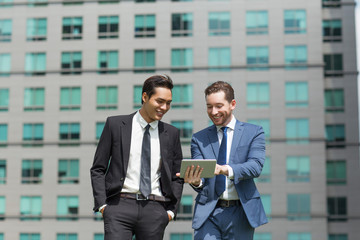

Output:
xmin=191 ymin=120 xmax=268 ymax=230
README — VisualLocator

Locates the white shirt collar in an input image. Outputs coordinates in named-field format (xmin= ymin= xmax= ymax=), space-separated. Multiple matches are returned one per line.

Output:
xmin=216 ymin=114 xmax=236 ymax=132
xmin=136 ymin=111 xmax=159 ymax=130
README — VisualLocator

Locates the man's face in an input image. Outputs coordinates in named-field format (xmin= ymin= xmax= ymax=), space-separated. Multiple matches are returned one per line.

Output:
xmin=140 ymin=87 xmax=172 ymax=123
xmin=206 ymin=91 xmax=236 ymax=126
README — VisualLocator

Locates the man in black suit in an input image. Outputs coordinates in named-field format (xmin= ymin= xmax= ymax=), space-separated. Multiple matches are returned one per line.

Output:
xmin=90 ymin=74 xmax=184 ymax=240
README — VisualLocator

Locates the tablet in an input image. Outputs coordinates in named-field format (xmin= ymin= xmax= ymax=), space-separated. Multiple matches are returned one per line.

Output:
xmin=179 ymin=159 xmax=217 ymax=178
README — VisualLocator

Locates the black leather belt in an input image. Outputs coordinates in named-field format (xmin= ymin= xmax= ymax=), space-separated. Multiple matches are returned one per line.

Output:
xmin=216 ymin=199 xmax=240 ymax=208
xmin=120 ymin=193 xmax=171 ymax=202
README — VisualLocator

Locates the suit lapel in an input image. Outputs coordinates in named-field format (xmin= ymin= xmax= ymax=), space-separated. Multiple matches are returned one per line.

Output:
xmin=120 ymin=112 xmax=136 ymax=172
xmin=229 ymin=120 xmax=244 ymax=163
xmin=207 ymin=125 xmax=220 ymax=158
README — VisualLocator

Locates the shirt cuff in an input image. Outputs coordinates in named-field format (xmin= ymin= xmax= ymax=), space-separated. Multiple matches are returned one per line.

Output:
xmin=227 ymin=165 xmax=234 ymax=179
xmin=167 ymin=210 xmax=175 ymax=220
xmin=99 ymin=204 xmax=107 ymax=212
xmin=190 ymin=179 xmax=203 ymax=188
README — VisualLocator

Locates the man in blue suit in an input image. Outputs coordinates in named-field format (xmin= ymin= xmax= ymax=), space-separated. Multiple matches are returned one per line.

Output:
xmin=181 ymin=81 xmax=268 ymax=240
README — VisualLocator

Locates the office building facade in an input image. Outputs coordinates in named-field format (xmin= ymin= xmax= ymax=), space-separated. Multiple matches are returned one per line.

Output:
xmin=0 ymin=0 xmax=359 ymax=239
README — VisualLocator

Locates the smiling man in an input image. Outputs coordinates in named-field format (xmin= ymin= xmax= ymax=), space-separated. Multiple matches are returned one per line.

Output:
xmin=182 ymin=81 xmax=268 ymax=240
xmin=90 ymin=74 xmax=184 ymax=240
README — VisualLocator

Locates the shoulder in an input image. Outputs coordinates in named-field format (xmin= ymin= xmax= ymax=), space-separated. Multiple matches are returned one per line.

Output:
xmin=193 ymin=125 xmax=215 ymax=139
xmin=106 ymin=112 xmax=135 ymax=124
xmin=161 ymin=121 xmax=179 ymax=133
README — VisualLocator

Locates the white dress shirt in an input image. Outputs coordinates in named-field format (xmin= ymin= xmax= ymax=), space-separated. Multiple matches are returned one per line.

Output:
xmin=122 ymin=111 xmax=162 ymax=196
xmin=216 ymin=115 xmax=239 ymax=200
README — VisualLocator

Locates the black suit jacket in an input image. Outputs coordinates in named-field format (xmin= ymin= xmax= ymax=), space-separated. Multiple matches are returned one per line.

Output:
xmin=90 ymin=112 xmax=184 ymax=216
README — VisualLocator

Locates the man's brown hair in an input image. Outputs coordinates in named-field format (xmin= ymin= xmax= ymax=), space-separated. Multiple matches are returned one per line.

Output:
xmin=205 ymin=81 xmax=235 ymax=103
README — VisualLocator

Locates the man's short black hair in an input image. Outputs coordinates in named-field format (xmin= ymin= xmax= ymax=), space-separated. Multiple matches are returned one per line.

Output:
xmin=141 ymin=74 xmax=174 ymax=104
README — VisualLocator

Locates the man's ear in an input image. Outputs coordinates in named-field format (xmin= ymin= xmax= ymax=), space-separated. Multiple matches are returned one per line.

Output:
xmin=230 ymin=99 xmax=236 ymax=110
xmin=142 ymin=92 xmax=148 ymax=103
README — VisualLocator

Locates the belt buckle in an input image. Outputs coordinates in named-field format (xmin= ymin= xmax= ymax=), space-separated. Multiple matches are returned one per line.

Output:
xmin=136 ymin=194 xmax=148 ymax=201
xmin=224 ymin=200 xmax=230 ymax=207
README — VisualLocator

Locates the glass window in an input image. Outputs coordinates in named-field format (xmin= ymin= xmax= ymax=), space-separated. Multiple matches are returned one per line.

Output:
xmin=0 ymin=196 xmax=5 ymax=219
xmin=26 ymin=18 xmax=47 ymax=41
xmin=98 ymin=16 xmax=119 ymax=39
xmin=208 ymin=47 xmax=231 ymax=71
xmin=20 ymin=196 xmax=42 ymax=220
xmin=324 ymin=54 xmax=343 ymax=77
xmin=22 ymin=159 xmax=42 ymax=184
xmin=325 ymin=124 xmax=345 ymax=148
xmin=328 ymin=197 xmax=347 ymax=222
xmin=57 ymin=233 xmax=78 ymax=240
xmin=24 ymin=88 xmax=45 ymax=111
xmin=97 ymin=86 xmax=118 ymax=110
xmin=322 ymin=0 xmax=341 ymax=8
xmin=246 ymin=46 xmax=269 ymax=70
xmin=286 ymin=119 xmax=309 ymax=144
xmin=323 ymin=20 xmax=341 ymax=42
xmin=0 ymin=234 xmax=3 ymax=240
xmin=246 ymin=11 xmax=268 ymax=35
xmin=172 ymin=13 xmax=193 ymax=37
xmin=172 ymin=84 xmax=193 ymax=109
xmin=134 ymin=49 xmax=155 ymax=73
xmin=0 ymin=0 xmax=13 ymax=8
xmin=62 ymin=17 xmax=82 ymax=40
xmin=25 ymin=52 xmax=46 ymax=76
xmin=94 ymin=234 xmax=104 ymax=240
xmin=287 ymin=194 xmax=311 ymax=220
xmin=0 ymin=160 xmax=6 ymax=184
xmin=247 ymin=119 xmax=270 ymax=140
xmin=170 ymin=233 xmax=192 ymax=240
xmin=135 ymin=0 xmax=156 ymax=2
xmin=326 ymin=160 xmax=346 ymax=185
xmin=28 ymin=0 xmax=48 ymax=7
xmin=171 ymin=121 xmax=193 ymax=144
xmin=254 ymin=156 xmax=270 ymax=183
xmin=209 ymin=12 xmax=230 ymax=36
xmin=284 ymin=10 xmax=306 ymax=34
xmin=63 ymin=0 xmax=83 ymax=5
xmin=61 ymin=52 xmax=82 ymax=75
xmin=287 ymin=156 xmax=310 ymax=182
xmin=0 ymin=53 xmax=11 ymax=76
xmin=20 ymin=233 xmax=41 ymax=240
xmin=177 ymin=195 xmax=193 ymax=220
xmin=329 ymin=234 xmax=348 ymax=240
xmin=135 ymin=14 xmax=155 ymax=38
xmin=23 ymin=123 xmax=44 ymax=141
xmin=133 ymin=85 xmax=142 ymax=109
xmin=325 ymin=89 xmax=344 ymax=112
xmin=58 ymin=159 xmax=79 ymax=184
xmin=57 ymin=196 xmax=79 ymax=221
xmin=0 ymin=124 xmax=8 ymax=143
xmin=96 ymin=122 xmax=105 ymax=140
xmin=288 ymin=233 xmax=312 ymax=240
xmin=285 ymin=45 xmax=307 ymax=70
xmin=0 ymin=19 xmax=12 ymax=42
xmin=60 ymin=87 xmax=81 ymax=111
xmin=285 ymin=82 xmax=308 ymax=108
xmin=59 ymin=123 xmax=80 ymax=140
xmin=261 ymin=194 xmax=271 ymax=218
xmin=171 ymin=48 xmax=193 ymax=72
xmin=254 ymin=233 xmax=272 ymax=240
xmin=247 ymin=83 xmax=269 ymax=108
xmin=172 ymin=0 xmax=192 ymax=1
xmin=98 ymin=50 xmax=118 ymax=74
xmin=0 ymin=88 xmax=9 ymax=111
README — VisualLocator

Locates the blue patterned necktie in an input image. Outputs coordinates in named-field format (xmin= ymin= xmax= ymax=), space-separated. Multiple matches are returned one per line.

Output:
xmin=140 ymin=124 xmax=151 ymax=197
xmin=215 ymin=126 xmax=228 ymax=197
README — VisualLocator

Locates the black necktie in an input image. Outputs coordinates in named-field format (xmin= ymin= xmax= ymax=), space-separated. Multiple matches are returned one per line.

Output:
xmin=140 ymin=124 xmax=151 ymax=198
xmin=215 ymin=126 xmax=228 ymax=197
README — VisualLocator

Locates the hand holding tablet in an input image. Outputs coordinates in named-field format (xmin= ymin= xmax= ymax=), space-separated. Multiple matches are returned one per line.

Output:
xmin=179 ymin=159 xmax=217 ymax=178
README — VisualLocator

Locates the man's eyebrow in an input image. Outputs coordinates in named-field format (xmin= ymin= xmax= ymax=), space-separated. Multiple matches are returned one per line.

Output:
xmin=156 ymin=97 xmax=172 ymax=102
